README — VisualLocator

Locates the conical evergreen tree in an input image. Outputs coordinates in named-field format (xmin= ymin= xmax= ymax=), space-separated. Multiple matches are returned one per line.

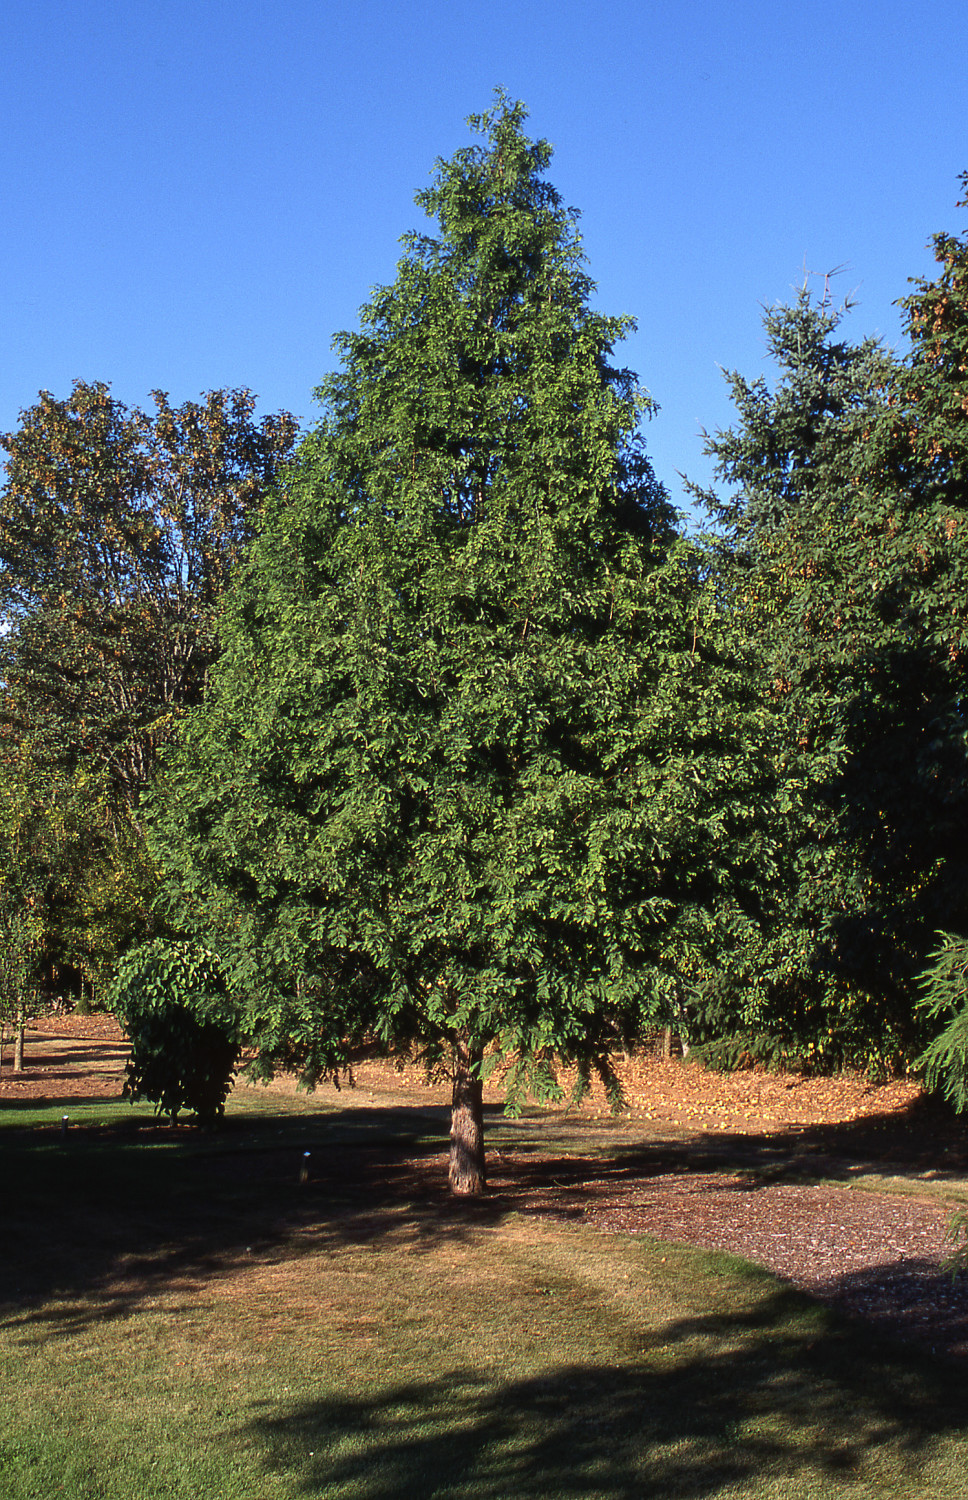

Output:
xmin=699 ymin=276 xmax=968 ymax=1072
xmin=155 ymin=96 xmax=772 ymax=1191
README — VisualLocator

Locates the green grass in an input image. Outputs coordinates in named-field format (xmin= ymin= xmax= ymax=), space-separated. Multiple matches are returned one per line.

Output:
xmin=2 ymin=1091 xmax=967 ymax=1499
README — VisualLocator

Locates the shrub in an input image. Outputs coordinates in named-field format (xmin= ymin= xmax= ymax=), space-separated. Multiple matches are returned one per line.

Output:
xmin=110 ymin=939 xmax=241 ymax=1124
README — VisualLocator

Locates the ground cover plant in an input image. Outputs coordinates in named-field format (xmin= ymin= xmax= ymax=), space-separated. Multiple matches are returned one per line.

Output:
xmin=4 ymin=1027 xmax=968 ymax=1499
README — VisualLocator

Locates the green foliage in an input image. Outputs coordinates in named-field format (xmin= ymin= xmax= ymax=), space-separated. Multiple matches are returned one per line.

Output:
xmin=696 ymin=270 xmax=968 ymax=1074
xmin=0 ymin=732 xmax=59 ymax=1025
xmin=0 ymin=721 xmax=163 ymax=993
xmin=0 ymin=382 xmax=298 ymax=991
xmin=153 ymin=95 xmax=773 ymax=1145
xmin=0 ymin=381 xmax=299 ymax=805
xmin=917 ymin=932 xmax=968 ymax=1112
xmin=946 ymin=1204 xmax=968 ymax=1278
xmin=110 ymin=938 xmax=241 ymax=1124
xmin=900 ymin=170 xmax=968 ymax=504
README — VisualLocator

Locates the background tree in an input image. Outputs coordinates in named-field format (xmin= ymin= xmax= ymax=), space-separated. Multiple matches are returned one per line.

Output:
xmin=0 ymin=729 xmax=53 ymax=1070
xmin=697 ymin=260 xmax=968 ymax=1072
xmin=898 ymin=174 xmax=968 ymax=1098
xmin=0 ymin=383 xmax=298 ymax=991
xmin=153 ymin=96 xmax=776 ymax=1190
xmin=0 ymin=382 xmax=299 ymax=806
xmin=901 ymin=171 xmax=968 ymax=511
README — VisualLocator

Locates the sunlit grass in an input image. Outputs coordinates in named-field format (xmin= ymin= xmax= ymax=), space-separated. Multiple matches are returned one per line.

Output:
xmin=2 ymin=1088 xmax=967 ymax=1497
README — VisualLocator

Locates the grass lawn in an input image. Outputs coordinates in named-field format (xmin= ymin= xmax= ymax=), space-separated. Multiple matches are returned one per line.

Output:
xmin=2 ymin=1090 xmax=967 ymax=1499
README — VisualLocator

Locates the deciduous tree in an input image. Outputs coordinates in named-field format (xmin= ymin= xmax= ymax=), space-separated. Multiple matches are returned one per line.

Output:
xmin=154 ymin=96 xmax=774 ymax=1194
xmin=155 ymin=96 xmax=775 ymax=1190
xmin=0 ymin=731 xmax=52 ymax=1071
xmin=0 ymin=383 xmax=298 ymax=988
xmin=0 ymin=382 xmax=299 ymax=807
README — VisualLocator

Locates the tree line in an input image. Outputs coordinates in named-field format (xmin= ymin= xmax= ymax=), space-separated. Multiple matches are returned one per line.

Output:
xmin=2 ymin=93 xmax=966 ymax=1191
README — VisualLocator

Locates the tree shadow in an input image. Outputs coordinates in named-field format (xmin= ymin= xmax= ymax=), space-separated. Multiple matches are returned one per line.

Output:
xmin=498 ymin=1088 xmax=968 ymax=1185
xmin=0 ymin=1091 xmax=127 ymax=1112
xmin=766 ymin=1090 xmax=968 ymax=1176
xmin=475 ymin=1119 xmax=968 ymax=1357
xmin=811 ymin=1258 xmax=968 ymax=1361
xmin=4 ymin=1042 xmax=130 ymax=1069
xmin=241 ymin=1295 xmax=968 ymax=1498
xmin=4 ymin=1091 xmax=968 ymax=1363
xmin=0 ymin=1101 xmax=498 ymax=1328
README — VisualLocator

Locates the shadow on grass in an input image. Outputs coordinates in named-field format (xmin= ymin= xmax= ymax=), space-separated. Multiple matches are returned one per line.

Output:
xmin=703 ymin=1090 xmax=968 ymax=1180
xmin=0 ymin=1099 xmax=488 ymax=1328
xmin=0 ymin=1092 xmax=130 ymax=1113
xmin=4 ymin=1090 xmax=968 ymax=1362
xmin=1 ymin=1036 xmax=130 ymax=1071
xmin=244 ymin=1297 xmax=968 ymax=1498
xmin=499 ymin=1088 xmax=968 ymax=1180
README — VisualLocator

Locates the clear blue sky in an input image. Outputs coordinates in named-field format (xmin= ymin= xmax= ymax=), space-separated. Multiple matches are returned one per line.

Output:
xmin=3 ymin=0 xmax=966 ymax=517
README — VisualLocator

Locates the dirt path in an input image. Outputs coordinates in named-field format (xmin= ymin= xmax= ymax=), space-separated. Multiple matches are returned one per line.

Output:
xmin=0 ymin=1014 xmax=130 ymax=1100
xmin=6 ymin=1015 xmax=968 ymax=1359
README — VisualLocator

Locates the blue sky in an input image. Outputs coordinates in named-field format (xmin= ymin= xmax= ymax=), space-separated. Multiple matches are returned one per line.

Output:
xmin=2 ymin=0 xmax=966 ymax=517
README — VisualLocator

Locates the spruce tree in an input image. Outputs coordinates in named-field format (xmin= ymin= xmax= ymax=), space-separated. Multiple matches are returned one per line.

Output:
xmin=699 ymin=276 xmax=968 ymax=1071
xmin=901 ymin=176 xmax=968 ymax=1102
xmin=155 ymin=96 xmax=772 ymax=1191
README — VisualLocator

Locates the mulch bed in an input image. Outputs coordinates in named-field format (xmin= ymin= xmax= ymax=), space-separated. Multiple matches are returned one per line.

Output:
xmin=499 ymin=1164 xmax=968 ymax=1361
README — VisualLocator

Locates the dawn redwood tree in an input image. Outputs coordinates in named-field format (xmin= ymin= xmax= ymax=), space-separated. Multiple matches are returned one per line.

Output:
xmin=154 ymin=96 xmax=774 ymax=1191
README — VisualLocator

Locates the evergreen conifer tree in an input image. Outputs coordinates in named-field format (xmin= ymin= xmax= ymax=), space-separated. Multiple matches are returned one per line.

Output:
xmin=699 ymin=272 xmax=968 ymax=1071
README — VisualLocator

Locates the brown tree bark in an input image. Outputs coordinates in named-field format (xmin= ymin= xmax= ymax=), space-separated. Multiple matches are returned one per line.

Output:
xmin=449 ymin=1036 xmax=486 ymax=1195
xmin=13 ymin=994 xmax=25 ymax=1072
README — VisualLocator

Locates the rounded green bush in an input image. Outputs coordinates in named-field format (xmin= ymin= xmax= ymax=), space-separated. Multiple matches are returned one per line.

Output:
xmin=110 ymin=939 xmax=242 ymax=1124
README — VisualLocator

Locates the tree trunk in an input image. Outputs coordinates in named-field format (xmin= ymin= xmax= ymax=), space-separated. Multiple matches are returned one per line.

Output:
xmin=13 ymin=994 xmax=25 ymax=1072
xmin=449 ymin=1037 xmax=486 ymax=1195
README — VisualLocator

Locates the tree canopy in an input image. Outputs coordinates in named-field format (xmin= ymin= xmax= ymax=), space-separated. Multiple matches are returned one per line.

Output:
xmin=0 ymin=382 xmax=298 ymax=806
xmin=695 ymin=242 xmax=968 ymax=1071
xmin=5 ymin=99 xmax=968 ymax=1144
xmin=0 ymin=382 xmax=298 ymax=988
